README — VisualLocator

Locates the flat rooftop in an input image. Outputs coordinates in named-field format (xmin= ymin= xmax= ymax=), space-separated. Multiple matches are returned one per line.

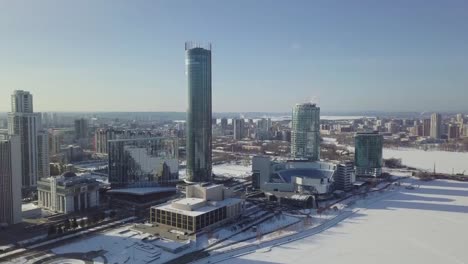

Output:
xmin=173 ymin=198 xmax=205 ymax=206
xmin=107 ymin=187 xmax=176 ymax=196
xmin=278 ymin=168 xmax=335 ymax=183
xmin=154 ymin=197 xmax=242 ymax=217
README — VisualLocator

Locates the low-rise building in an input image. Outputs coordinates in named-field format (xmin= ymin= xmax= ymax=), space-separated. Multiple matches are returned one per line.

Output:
xmin=107 ymin=187 xmax=177 ymax=216
xmin=334 ymin=162 xmax=356 ymax=191
xmin=37 ymin=172 xmax=100 ymax=213
xmin=150 ymin=184 xmax=243 ymax=235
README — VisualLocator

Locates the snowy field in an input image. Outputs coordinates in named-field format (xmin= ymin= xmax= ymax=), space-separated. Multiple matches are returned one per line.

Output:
xmin=322 ymin=138 xmax=468 ymax=174
xmin=222 ymin=178 xmax=468 ymax=264
xmin=49 ymin=226 xmax=194 ymax=264
xmin=212 ymin=163 xmax=251 ymax=178
xmin=179 ymin=163 xmax=251 ymax=179
xmin=5 ymin=225 xmax=194 ymax=264
xmin=383 ymin=148 xmax=468 ymax=174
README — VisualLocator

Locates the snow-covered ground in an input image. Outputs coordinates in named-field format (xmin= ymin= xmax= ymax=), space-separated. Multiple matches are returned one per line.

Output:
xmin=383 ymin=148 xmax=468 ymax=174
xmin=21 ymin=202 xmax=53 ymax=219
xmin=208 ymin=214 xmax=301 ymax=253
xmin=322 ymin=138 xmax=468 ymax=174
xmin=50 ymin=226 xmax=194 ymax=264
xmin=212 ymin=163 xmax=251 ymax=178
xmin=179 ymin=163 xmax=251 ymax=180
xmin=7 ymin=218 xmax=192 ymax=264
xmin=222 ymin=178 xmax=468 ymax=264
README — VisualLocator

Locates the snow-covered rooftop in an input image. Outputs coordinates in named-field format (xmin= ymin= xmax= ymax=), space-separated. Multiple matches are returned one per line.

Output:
xmin=156 ymin=198 xmax=243 ymax=217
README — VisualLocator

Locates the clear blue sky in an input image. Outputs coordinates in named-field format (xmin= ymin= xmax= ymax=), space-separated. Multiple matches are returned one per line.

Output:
xmin=1 ymin=0 xmax=467 ymax=113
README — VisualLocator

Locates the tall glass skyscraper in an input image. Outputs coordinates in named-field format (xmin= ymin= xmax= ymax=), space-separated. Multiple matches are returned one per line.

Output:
xmin=291 ymin=103 xmax=320 ymax=161
xmin=354 ymin=131 xmax=383 ymax=177
xmin=185 ymin=42 xmax=212 ymax=182
xmin=430 ymin=112 xmax=442 ymax=139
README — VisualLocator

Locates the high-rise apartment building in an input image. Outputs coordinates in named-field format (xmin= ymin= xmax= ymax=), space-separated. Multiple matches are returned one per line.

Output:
xmin=448 ymin=124 xmax=460 ymax=139
xmin=185 ymin=42 xmax=212 ymax=183
xmin=0 ymin=136 xmax=22 ymax=225
xmin=95 ymin=128 xmax=112 ymax=154
xmin=456 ymin=113 xmax=464 ymax=124
xmin=430 ymin=113 xmax=442 ymax=139
xmin=456 ymin=114 xmax=465 ymax=136
xmin=74 ymin=118 xmax=89 ymax=140
xmin=37 ymin=132 xmax=50 ymax=179
xmin=233 ymin=118 xmax=245 ymax=140
xmin=7 ymin=90 xmax=48 ymax=192
xmin=48 ymin=129 xmax=62 ymax=155
xmin=422 ymin=119 xmax=431 ymax=137
xmin=220 ymin=118 xmax=228 ymax=132
xmin=354 ymin=131 xmax=383 ymax=177
xmin=11 ymin=90 xmax=33 ymax=113
xmin=291 ymin=103 xmax=320 ymax=161
xmin=256 ymin=118 xmax=271 ymax=132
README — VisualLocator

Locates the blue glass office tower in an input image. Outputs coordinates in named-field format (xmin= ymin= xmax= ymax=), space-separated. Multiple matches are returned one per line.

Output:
xmin=354 ymin=131 xmax=383 ymax=177
xmin=185 ymin=42 xmax=212 ymax=183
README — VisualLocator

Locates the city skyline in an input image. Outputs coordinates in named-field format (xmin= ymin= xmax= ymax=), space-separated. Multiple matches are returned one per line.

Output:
xmin=1 ymin=0 xmax=468 ymax=113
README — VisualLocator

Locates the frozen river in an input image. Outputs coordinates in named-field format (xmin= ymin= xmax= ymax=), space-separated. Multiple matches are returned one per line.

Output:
xmin=323 ymin=137 xmax=468 ymax=174
xmin=224 ymin=178 xmax=468 ymax=264
xmin=383 ymin=148 xmax=468 ymax=174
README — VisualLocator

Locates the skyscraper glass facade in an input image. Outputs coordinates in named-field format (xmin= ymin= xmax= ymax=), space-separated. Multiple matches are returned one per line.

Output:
xmin=354 ymin=132 xmax=383 ymax=177
xmin=291 ymin=103 xmax=320 ymax=161
xmin=185 ymin=43 xmax=212 ymax=182
xmin=108 ymin=137 xmax=179 ymax=188
xmin=430 ymin=113 xmax=442 ymax=139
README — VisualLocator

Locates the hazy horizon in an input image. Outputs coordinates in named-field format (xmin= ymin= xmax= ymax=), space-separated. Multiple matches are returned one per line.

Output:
xmin=1 ymin=0 xmax=468 ymax=113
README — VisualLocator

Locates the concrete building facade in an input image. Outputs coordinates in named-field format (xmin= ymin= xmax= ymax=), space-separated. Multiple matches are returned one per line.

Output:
xmin=150 ymin=184 xmax=243 ymax=234
xmin=422 ymin=119 xmax=431 ymax=137
xmin=334 ymin=162 xmax=356 ymax=191
xmin=37 ymin=132 xmax=50 ymax=179
xmin=37 ymin=172 xmax=99 ymax=213
xmin=74 ymin=118 xmax=89 ymax=140
xmin=0 ymin=136 xmax=22 ymax=225
xmin=7 ymin=90 xmax=49 ymax=192
xmin=233 ymin=118 xmax=245 ymax=140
